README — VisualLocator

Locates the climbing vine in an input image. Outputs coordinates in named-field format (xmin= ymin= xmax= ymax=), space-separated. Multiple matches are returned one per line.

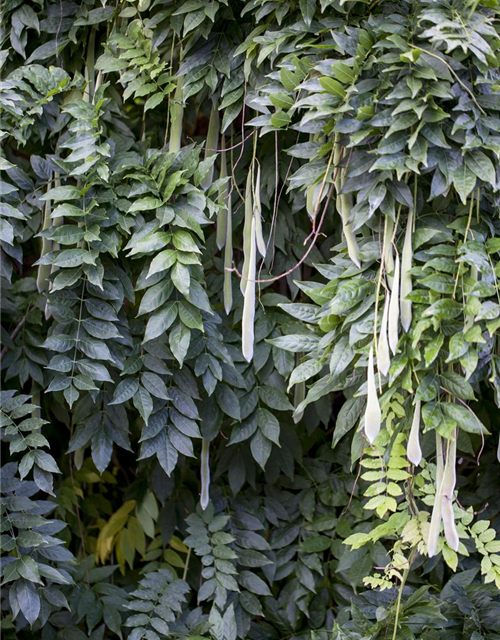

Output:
xmin=1 ymin=1 xmax=500 ymax=639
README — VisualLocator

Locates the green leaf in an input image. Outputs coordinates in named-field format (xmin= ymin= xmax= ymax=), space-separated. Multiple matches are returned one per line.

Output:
xmin=319 ymin=77 xmax=345 ymax=98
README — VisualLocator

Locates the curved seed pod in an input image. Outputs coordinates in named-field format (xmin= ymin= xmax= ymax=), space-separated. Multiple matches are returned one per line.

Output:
xmin=442 ymin=438 xmax=456 ymax=497
xmin=74 ymin=447 xmax=84 ymax=471
xmin=200 ymin=439 xmax=210 ymax=510
xmin=400 ymin=210 xmax=413 ymax=332
xmin=442 ymin=498 xmax=459 ymax=551
xmin=382 ymin=216 xmax=395 ymax=289
xmin=216 ymin=136 xmax=227 ymax=250
xmin=240 ymin=170 xmax=253 ymax=294
xmin=464 ymin=265 xmax=477 ymax=332
xmin=377 ymin=293 xmax=391 ymax=376
xmin=223 ymin=144 xmax=233 ymax=315
xmin=306 ymin=181 xmax=323 ymax=223
xmin=334 ymin=138 xmax=361 ymax=268
xmin=94 ymin=70 xmax=103 ymax=96
xmin=407 ymin=399 xmax=422 ymax=466
xmin=388 ymin=253 xmax=400 ymax=355
xmin=253 ymin=164 xmax=266 ymax=257
xmin=427 ymin=433 xmax=444 ymax=557
xmin=293 ymin=381 xmax=306 ymax=424
xmin=364 ymin=346 xmax=381 ymax=444
xmin=242 ymin=217 xmax=256 ymax=362
xmin=169 ymin=73 xmax=184 ymax=154
xmin=37 ymin=180 xmax=52 ymax=294
xmin=340 ymin=191 xmax=361 ymax=268
xmin=306 ymin=183 xmax=316 ymax=219
xmin=441 ymin=438 xmax=459 ymax=552
xmin=201 ymin=105 xmax=220 ymax=191
xmin=46 ymin=173 xmax=62 ymax=320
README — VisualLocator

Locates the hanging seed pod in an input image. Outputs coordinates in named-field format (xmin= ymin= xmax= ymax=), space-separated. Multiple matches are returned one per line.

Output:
xmin=334 ymin=138 xmax=361 ymax=268
xmin=441 ymin=438 xmax=459 ymax=549
xmin=293 ymin=385 xmax=305 ymax=423
xmin=382 ymin=216 xmax=395 ymax=289
xmin=388 ymin=253 xmax=400 ymax=355
xmin=37 ymin=180 xmax=52 ymax=294
xmin=464 ymin=265 xmax=478 ymax=332
xmin=306 ymin=181 xmax=322 ymax=224
xmin=216 ymin=135 xmax=228 ymax=250
xmin=407 ymin=399 xmax=422 ymax=466
xmin=364 ymin=346 xmax=381 ymax=444
xmin=223 ymin=141 xmax=233 ymax=315
xmin=200 ymin=439 xmax=210 ymax=510
xmin=253 ymin=164 xmax=266 ymax=257
xmin=377 ymin=293 xmax=391 ymax=376
xmin=240 ymin=170 xmax=253 ymax=294
xmin=427 ymin=433 xmax=444 ymax=557
xmin=202 ymin=105 xmax=220 ymax=191
xmin=442 ymin=498 xmax=459 ymax=551
xmin=46 ymin=173 xmax=62 ymax=320
xmin=169 ymin=73 xmax=184 ymax=154
xmin=242 ymin=217 xmax=256 ymax=362
xmin=400 ymin=210 xmax=413 ymax=332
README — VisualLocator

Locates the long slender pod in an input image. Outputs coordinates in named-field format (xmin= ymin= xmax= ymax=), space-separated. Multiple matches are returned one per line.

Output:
xmin=200 ymin=439 xmax=210 ymax=510
xmin=382 ymin=215 xmax=395 ymax=289
xmin=223 ymin=139 xmax=233 ymax=314
xmin=242 ymin=218 xmax=256 ymax=362
xmin=334 ymin=135 xmax=361 ymax=267
xmin=400 ymin=209 xmax=413 ymax=332
xmin=169 ymin=65 xmax=184 ymax=153
xmin=388 ymin=253 xmax=400 ymax=355
xmin=253 ymin=163 xmax=266 ymax=257
xmin=407 ymin=399 xmax=422 ymax=466
xmin=365 ymin=346 xmax=381 ymax=444
xmin=377 ymin=293 xmax=391 ymax=376
xmin=441 ymin=438 xmax=459 ymax=551
xmin=37 ymin=180 xmax=52 ymax=294
xmin=241 ymin=170 xmax=253 ymax=294
xmin=428 ymin=433 xmax=444 ymax=557
xmin=202 ymin=105 xmax=220 ymax=191
xmin=217 ymin=135 xmax=228 ymax=250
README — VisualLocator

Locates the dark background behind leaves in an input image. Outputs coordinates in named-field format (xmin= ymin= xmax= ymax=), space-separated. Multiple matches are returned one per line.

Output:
xmin=1 ymin=1 xmax=500 ymax=639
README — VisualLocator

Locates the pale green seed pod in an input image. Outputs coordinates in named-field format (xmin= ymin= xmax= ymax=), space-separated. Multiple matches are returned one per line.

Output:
xmin=37 ymin=180 xmax=52 ymax=294
xmin=46 ymin=173 xmax=62 ymax=320
xmin=382 ymin=215 xmax=395 ymax=289
xmin=442 ymin=498 xmax=459 ymax=551
xmin=242 ymin=218 xmax=256 ymax=362
xmin=340 ymin=191 xmax=361 ymax=268
xmin=74 ymin=447 xmax=84 ymax=471
xmin=293 ymin=381 xmax=306 ymax=424
xmin=388 ymin=253 xmax=400 ymax=355
xmin=201 ymin=105 xmax=220 ymax=191
xmin=240 ymin=170 xmax=253 ymax=294
xmin=364 ymin=346 xmax=381 ymax=444
xmin=223 ymin=144 xmax=233 ymax=315
xmin=216 ymin=136 xmax=227 ymax=250
xmin=464 ymin=265 xmax=478 ymax=332
xmin=200 ymin=439 xmax=210 ymax=510
xmin=253 ymin=164 xmax=266 ymax=257
xmin=377 ymin=293 xmax=391 ymax=376
xmin=306 ymin=181 xmax=322 ymax=223
xmin=169 ymin=74 xmax=184 ymax=154
xmin=427 ymin=433 xmax=444 ymax=557
xmin=407 ymin=399 xmax=422 ymax=466
xmin=400 ymin=210 xmax=413 ymax=332
xmin=334 ymin=138 xmax=361 ymax=268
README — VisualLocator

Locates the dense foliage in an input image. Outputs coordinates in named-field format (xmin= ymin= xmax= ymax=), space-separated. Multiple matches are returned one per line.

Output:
xmin=1 ymin=0 xmax=500 ymax=638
